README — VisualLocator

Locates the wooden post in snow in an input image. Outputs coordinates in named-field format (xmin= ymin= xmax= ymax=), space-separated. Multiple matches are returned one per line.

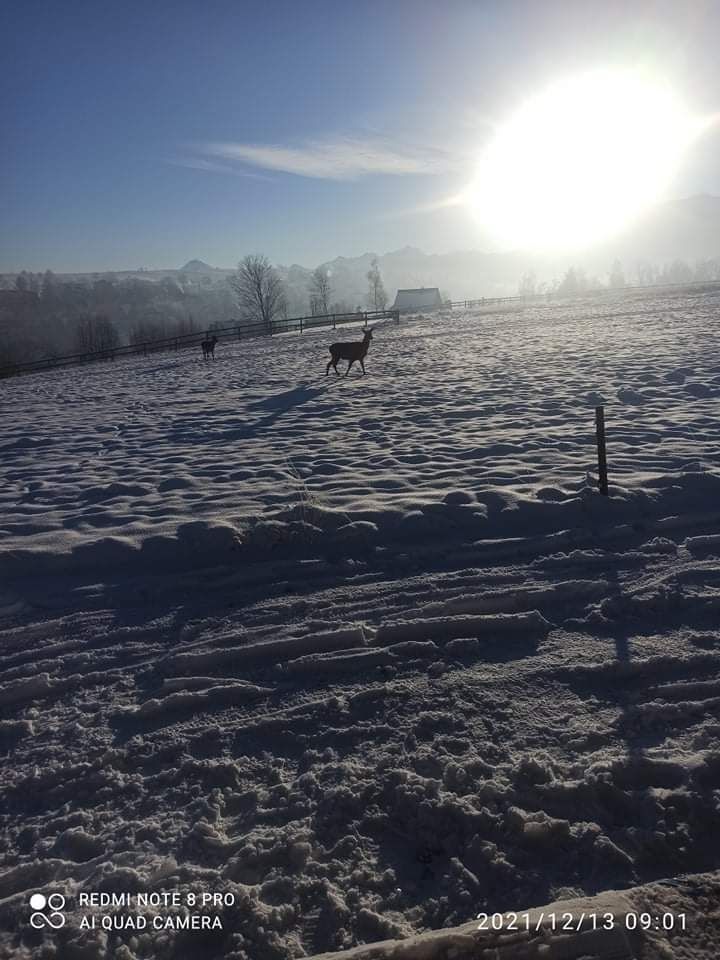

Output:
xmin=595 ymin=406 xmax=609 ymax=496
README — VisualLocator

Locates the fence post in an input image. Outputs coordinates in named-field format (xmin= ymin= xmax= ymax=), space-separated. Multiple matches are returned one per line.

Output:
xmin=333 ymin=314 xmax=336 ymax=329
xmin=300 ymin=317 xmax=303 ymax=334
xmin=595 ymin=406 xmax=609 ymax=496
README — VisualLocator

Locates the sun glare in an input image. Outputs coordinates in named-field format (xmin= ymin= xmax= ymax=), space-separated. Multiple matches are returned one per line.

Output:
xmin=467 ymin=70 xmax=703 ymax=252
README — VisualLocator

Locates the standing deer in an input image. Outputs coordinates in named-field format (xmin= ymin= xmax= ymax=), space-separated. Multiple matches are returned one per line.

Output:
xmin=201 ymin=335 xmax=218 ymax=359
xmin=326 ymin=328 xmax=373 ymax=376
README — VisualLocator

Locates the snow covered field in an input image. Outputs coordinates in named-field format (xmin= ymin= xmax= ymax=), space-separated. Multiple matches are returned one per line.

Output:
xmin=2 ymin=289 xmax=720 ymax=959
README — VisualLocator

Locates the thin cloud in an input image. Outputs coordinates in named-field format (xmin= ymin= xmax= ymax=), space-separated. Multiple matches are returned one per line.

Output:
xmin=373 ymin=191 xmax=467 ymax=222
xmin=196 ymin=136 xmax=454 ymax=180
xmin=167 ymin=157 xmax=272 ymax=180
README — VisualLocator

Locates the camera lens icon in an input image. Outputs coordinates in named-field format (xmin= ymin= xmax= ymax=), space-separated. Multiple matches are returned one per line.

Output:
xmin=30 ymin=893 xmax=66 ymax=929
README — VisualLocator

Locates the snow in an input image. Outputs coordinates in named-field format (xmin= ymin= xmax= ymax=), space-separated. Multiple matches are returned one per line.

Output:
xmin=305 ymin=874 xmax=720 ymax=959
xmin=1 ymin=289 xmax=720 ymax=958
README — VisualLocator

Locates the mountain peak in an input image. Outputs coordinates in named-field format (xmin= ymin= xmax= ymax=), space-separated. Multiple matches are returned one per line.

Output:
xmin=179 ymin=259 xmax=214 ymax=273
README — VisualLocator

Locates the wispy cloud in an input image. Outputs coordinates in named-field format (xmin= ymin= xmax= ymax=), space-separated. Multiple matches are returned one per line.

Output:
xmin=189 ymin=136 xmax=455 ymax=181
xmin=373 ymin=191 xmax=467 ymax=223
xmin=167 ymin=157 xmax=271 ymax=179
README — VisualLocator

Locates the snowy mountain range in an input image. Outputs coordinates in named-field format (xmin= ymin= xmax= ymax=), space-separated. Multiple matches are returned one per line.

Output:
xmin=4 ymin=195 xmax=720 ymax=302
xmin=249 ymin=194 xmax=720 ymax=300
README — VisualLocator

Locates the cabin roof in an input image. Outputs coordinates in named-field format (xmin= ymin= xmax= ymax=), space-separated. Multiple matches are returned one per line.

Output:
xmin=392 ymin=287 xmax=443 ymax=310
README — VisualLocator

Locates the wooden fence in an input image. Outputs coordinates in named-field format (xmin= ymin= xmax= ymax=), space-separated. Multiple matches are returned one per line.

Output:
xmin=0 ymin=309 xmax=399 ymax=381
xmin=4 ymin=275 xmax=720 ymax=381
xmin=447 ymin=278 xmax=720 ymax=311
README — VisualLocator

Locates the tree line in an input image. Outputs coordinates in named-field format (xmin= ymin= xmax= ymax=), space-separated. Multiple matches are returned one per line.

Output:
xmin=230 ymin=253 xmax=386 ymax=329
xmin=518 ymin=257 xmax=720 ymax=297
xmin=0 ymin=256 xmax=389 ymax=367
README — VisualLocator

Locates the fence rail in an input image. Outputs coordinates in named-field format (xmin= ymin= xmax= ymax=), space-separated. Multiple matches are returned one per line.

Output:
xmin=4 ymin=275 xmax=720 ymax=381
xmin=0 ymin=309 xmax=399 ymax=380
xmin=447 ymin=278 xmax=720 ymax=311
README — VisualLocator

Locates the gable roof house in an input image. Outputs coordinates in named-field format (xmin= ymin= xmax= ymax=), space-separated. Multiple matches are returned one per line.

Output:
xmin=392 ymin=287 xmax=444 ymax=313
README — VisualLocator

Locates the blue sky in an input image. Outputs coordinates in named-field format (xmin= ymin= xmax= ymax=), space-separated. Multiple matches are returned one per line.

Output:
xmin=3 ymin=0 xmax=720 ymax=272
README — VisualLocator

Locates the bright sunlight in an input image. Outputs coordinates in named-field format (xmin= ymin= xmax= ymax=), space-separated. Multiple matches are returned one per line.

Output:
xmin=467 ymin=69 xmax=703 ymax=252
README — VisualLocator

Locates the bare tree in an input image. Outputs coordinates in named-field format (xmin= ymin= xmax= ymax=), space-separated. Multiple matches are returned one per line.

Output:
xmin=228 ymin=254 xmax=286 ymax=332
xmin=661 ymin=259 xmax=693 ymax=284
xmin=518 ymin=271 xmax=537 ymax=297
xmin=75 ymin=315 xmax=120 ymax=357
xmin=608 ymin=259 xmax=626 ymax=289
xmin=635 ymin=260 xmax=657 ymax=286
xmin=129 ymin=319 xmax=165 ymax=344
xmin=309 ymin=266 xmax=332 ymax=316
xmin=15 ymin=271 xmax=40 ymax=294
xmin=366 ymin=257 xmax=387 ymax=311
xmin=557 ymin=266 xmax=588 ymax=297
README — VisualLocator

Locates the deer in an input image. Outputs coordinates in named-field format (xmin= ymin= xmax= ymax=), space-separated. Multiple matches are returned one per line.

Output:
xmin=201 ymin=335 xmax=218 ymax=360
xmin=326 ymin=328 xmax=373 ymax=376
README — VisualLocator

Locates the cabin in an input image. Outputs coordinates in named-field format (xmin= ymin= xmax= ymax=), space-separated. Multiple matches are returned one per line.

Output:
xmin=392 ymin=287 xmax=444 ymax=314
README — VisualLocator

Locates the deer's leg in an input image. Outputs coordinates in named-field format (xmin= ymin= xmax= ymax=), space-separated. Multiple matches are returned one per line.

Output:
xmin=360 ymin=358 xmax=366 ymax=374
xmin=345 ymin=359 xmax=355 ymax=376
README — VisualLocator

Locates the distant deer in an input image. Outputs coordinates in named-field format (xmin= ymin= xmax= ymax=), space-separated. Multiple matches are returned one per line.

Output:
xmin=326 ymin=328 xmax=373 ymax=376
xmin=201 ymin=335 xmax=218 ymax=360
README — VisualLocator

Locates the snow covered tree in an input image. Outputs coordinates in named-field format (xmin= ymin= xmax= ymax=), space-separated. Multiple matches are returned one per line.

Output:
xmin=518 ymin=271 xmax=537 ymax=296
xmin=309 ymin=266 xmax=332 ymax=315
xmin=366 ymin=257 xmax=387 ymax=310
xmin=635 ymin=260 xmax=657 ymax=286
xmin=557 ymin=266 xmax=587 ymax=296
xmin=608 ymin=259 xmax=626 ymax=288
xmin=661 ymin=259 xmax=693 ymax=284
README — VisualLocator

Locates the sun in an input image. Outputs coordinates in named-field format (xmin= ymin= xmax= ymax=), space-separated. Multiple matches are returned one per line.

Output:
xmin=466 ymin=69 xmax=703 ymax=252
